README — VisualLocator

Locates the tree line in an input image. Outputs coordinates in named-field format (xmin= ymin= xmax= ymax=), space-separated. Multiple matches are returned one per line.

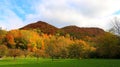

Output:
xmin=0 ymin=18 xmax=120 ymax=60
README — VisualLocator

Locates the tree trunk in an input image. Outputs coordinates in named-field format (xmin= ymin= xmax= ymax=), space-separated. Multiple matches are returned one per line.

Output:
xmin=0 ymin=56 xmax=3 ymax=60
xmin=14 ymin=56 xmax=16 ymax=61
xmin=37 ymin=57 xmax=39 ymax=62
xmin=52 ymin=56 xmax=54 ymax=61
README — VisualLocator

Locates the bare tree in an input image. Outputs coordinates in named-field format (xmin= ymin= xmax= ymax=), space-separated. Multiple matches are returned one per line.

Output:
xmin=110 ymin=17 xmax=120 ymax=35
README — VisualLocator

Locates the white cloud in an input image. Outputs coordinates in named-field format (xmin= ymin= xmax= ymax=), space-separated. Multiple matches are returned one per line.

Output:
xmin=0 ymin=1 xmax=24 ymax=30
xmin=30 ymin=0 xmax=120 ymax=30
xmin=0 ymin=0 xmax=24 ymax=30
xmin=1 ymin=0 xmax=120 ymax=30
xmin=0 ymin=9 xmax=24 ymax=30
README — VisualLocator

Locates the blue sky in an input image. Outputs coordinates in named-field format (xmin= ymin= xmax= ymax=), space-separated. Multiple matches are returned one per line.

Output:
xmin=0 ymin=0 xmax=120 ymax=30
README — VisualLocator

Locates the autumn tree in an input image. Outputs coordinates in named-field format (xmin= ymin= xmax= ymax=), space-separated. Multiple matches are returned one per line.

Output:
xmin=45 ymin=36 xmax=59 ymax=60
xmin=23 ymin=50 xmax=30 ymax=58
xmin=0 ymin=29 xmax=7 ymax=45
xmin=96 ymin=32 xmax=120 ymax=58
xmin=20 ymin=30 xmax=41 ymax=51
xmin=45 ymin=36 xmax=62 ymax=60
xmin=34 ymin=49 xmax=45 ymax=62
xmin=45 ymin=35 xmax=73 ymax=60
xmin=5 ymin=30 xmax=26 ymax=49
xmin=56 ymin=36 xmax=73 ymax=58
xmin=67 ymin=43 xmax=82 ymax=59
xmin=6 ymin=32 xmax=16 ymax=48
xmin=32 ymin=29 xmax=43 ymax=35
xmin=5 ymin=30 xmax=42 ymax=51
xmin=60 ymin=48 xmax=68 ymax=59
xmin=0 ymin=45 xmax=8 ymax=58
xmin=67 ymin=39 xmax=95 ymax=59
xmin=8 ymin=49 xmax=22 ymax=60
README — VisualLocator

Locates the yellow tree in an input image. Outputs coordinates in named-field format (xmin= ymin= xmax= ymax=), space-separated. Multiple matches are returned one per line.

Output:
xmin=20 ymin=30 xmax=41 ymax=51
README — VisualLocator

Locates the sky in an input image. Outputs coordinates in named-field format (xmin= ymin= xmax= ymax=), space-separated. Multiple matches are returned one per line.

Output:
xmin=0 ymin=0 xmax=120 ymax=30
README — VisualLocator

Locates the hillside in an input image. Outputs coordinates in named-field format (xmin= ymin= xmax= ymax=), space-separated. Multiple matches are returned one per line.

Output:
xmin=20 ymin=21 xmax=105 ymax=39
xmin=61 ymin=26 xmax=104 ymax=39
xmin=20 ymin=21 xmax=58 ymax=35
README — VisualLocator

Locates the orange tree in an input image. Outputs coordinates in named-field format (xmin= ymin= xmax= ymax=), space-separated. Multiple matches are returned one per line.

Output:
xmin=5 ymin=30 xmax=43 ymax=51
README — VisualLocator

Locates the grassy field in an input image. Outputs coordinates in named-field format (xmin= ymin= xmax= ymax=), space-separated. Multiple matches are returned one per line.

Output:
xmin=0 ymin=58 xmax=120 ymax=67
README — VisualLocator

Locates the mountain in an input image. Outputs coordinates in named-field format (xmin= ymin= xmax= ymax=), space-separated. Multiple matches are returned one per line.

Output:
xmin=61 ymin=26 xmax=105 ymax=39
xmin=20 ymin=21 xmax=58 ymax=35
xmin=20 ymin=21 xmax=105 ymax=39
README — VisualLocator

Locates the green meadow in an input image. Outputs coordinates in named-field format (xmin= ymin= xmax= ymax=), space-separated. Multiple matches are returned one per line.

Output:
xmin=0 ymin=58 xmax=120 ymax=67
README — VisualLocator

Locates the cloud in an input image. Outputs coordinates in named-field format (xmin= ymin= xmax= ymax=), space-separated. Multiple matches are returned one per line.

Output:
xmin=1 ymin=0 xmax=120 ymax=30
xmin=32 ymin=0 xmax=120 ymax=29
xmin=0 ymin=0 xmax=24 ymax=30
xmin=0 ymin=8 xmax=24 ymax=30
xmin=37 ymin=0 xmax=120 ymax=29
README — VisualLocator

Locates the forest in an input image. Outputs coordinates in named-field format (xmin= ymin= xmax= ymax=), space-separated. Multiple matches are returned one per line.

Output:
xmin=0 ymin=20 xmax=120 ymax=61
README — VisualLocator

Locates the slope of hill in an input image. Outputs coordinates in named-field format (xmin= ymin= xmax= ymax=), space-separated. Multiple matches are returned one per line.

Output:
xmin=20 ymin=21 xmax=58 ymax=35
xmin=61 ymin=26 xmax=105 ymax=39
xmin=20 ymin=21 xmax=105 ymax=39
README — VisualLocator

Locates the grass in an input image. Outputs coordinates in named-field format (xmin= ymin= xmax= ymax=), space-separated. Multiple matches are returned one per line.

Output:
xmin=0 ymin=57 xmax=120 ymax=67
